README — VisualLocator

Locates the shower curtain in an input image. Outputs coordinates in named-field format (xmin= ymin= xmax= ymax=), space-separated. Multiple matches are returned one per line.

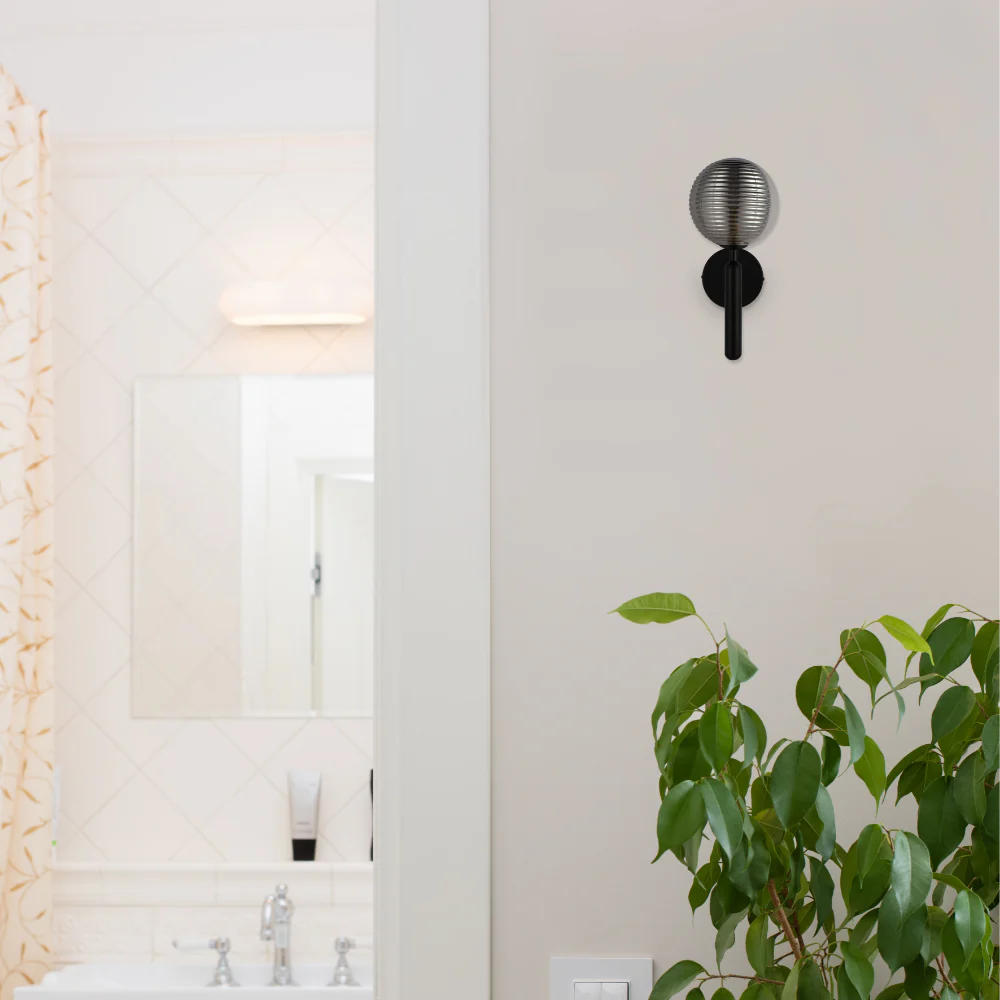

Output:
xmin=0 ymin=70 xmax=55 ymax=995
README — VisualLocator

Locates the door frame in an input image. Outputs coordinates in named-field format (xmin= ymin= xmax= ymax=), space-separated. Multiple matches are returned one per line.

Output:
xmin=374 ymin=0 xmax=491 ymax=997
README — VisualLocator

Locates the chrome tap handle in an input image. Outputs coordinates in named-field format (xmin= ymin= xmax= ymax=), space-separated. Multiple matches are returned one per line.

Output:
xmin=172 ymin=936 xmax=239 ymax=988
xmin=260 ymin=893 xmax=276 ymax=942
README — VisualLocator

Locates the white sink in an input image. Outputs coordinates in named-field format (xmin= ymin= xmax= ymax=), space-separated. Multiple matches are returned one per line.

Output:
xmin=15 ymin=962 xmax=373 ymax=999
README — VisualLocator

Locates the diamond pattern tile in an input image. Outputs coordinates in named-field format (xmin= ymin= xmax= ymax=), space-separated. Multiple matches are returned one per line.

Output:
xmin=216 ymin=176 xmax=325 ymax=278
xmin=56 ymin=713 xmax=135 ymax=825
xmin=94 ymin=296 xmax=204 ymax=386
xmin=145 ymin=723 xmax=255 ymax=827
xmin=84 ymin=667 xmax=181 ymax=768
xmin=53 ymin=240 xmax=143 ymax=347
xmin=56 ymin=591 xmax=130 ymax=705
xmin=55 ymin=355 xmax=131 ymax=464
xmin=84 ymin=774 xmax=197 ymax=861
xmin=56 ymin=472 xmax=130 ymax=584
xmin=94 ymin=179 xmax=205 ymax=288
xmin=54 ymin=135 xmax=375 ymax=862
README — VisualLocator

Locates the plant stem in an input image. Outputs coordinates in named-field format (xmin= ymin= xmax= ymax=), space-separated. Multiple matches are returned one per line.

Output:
xmin=698 ymin=974 xmax=786 ymax=987
xmin=768 ymin=879 xmax=803 ymax=963
xmin=805 ymin=625 xmax=864 ymax=739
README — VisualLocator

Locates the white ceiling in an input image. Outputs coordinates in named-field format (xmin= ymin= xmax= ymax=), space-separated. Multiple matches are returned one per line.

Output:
xmin=0 ymin=0 xmax=375 ymax=137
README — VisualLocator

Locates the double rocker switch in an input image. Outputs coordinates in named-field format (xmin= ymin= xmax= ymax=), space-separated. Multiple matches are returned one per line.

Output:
xmin=574 ymin=984 xmax=628 ymax=1000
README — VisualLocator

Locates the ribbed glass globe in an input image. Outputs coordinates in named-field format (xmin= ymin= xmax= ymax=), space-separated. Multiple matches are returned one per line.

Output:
xmin=689 ymin=158 xmax=771 ymax=248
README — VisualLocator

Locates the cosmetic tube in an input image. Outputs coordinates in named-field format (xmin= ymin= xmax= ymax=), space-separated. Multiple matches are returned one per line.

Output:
xmin=288 ymin=770 xmax=322 ymax=861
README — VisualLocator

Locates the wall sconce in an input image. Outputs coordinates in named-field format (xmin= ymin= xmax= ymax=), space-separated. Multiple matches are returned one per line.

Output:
xmin=219 ymin=280 xmax=373 ymax=327
xmin=689 ymin=158 xmax=772 ymax=361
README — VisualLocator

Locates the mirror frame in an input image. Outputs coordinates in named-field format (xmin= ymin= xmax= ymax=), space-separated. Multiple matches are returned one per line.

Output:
xmin=375 ymin=0 xmax=490 ymax=997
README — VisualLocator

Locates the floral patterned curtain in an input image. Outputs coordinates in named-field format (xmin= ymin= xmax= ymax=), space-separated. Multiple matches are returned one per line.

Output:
xmin=0 ymin=69 xmax=55 ymax=995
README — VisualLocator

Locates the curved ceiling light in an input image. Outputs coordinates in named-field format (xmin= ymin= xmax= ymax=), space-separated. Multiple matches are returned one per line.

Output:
xmin=219 ymin=280 xmax=373 ymax=327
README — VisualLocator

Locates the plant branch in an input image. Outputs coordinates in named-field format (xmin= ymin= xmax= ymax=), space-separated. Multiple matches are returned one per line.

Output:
xmin=768 ymin=879 xmax=803 ymax=963
xmin=698 ymin=974 xmax=786 ymax=987
xmin=805 ymin=625 xmax=864 ymax=739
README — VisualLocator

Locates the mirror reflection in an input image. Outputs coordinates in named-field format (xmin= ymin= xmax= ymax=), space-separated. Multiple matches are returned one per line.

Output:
xmin=132 ymin=375 xmax=374 ymax=719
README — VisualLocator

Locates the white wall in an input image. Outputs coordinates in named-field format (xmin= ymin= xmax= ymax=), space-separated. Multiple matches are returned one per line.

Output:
xmin=0 ymin=0 xmax=373 ymax=137
xmin=490 ymin=0 xmax=998 ymax=996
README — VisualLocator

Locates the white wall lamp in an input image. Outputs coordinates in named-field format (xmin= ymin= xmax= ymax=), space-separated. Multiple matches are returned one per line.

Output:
xmin=219 ymin=280 xmax=373 ymax=327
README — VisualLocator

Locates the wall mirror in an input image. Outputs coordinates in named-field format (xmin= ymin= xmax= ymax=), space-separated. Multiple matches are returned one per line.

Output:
xmin=132 ymin=374 xmax=374 ymax=719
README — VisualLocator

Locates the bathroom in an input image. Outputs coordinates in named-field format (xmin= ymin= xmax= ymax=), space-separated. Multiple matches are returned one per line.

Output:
xmin=1 ymin=2 xmax=378 ymax=994
xmin=0 ymin=1 xmax=997 ymax=999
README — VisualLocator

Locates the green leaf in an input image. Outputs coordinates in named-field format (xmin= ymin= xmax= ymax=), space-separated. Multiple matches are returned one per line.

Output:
xmin=981 ymin=714 xmax=999 ymax=773
xmin=670 ymin=725 xmax=714 ymax=785
xmin=770 ymin=741 xmax=821 ymax=830
xmin=952 ymin=889 xmax=987 ymax=966
xmin=652 ymin=659 xmax=698 ymax=737
xmin=984 ymin=784 xmax=999 ymax=841
xmin=820 ymin=736 xmax=841 ymax=786
xmin=613 ymin=592 xmax=697 ymax=625
xmin=745 ymin=913 xmax=773 ymax=978
xmin=971 ymin=620 xmax=999 ymax=686
xmin=688 ymin=861 xmax=719 ymax=914
xmin=841 ymin=692 xmax=867 ymax=764
xmin=918 ymin=618 xmax=975 ymax=695
xmin=650 ymin=960 xmax=706 ymax=1000
xmin=877 ymin=891 xmax=926 ymax=973
xmin=890 ymin=832 xmax=932 ymax=920
xmin=857 ymin=824 xmax=886 ymax=884
xmin=715 ymin=907 xmax=749 ymax=966
xmin=873 ymin=988 xmax=906 ymax=1000
xmin=930 ymin=685 xmax=976 ymax=744
xmin=886 ymin=744 xmax=935 ymax=791
xmin=781 ymin=960 xmax=802 ymax=1000
xmin=813 ymin=784 xmax=836 ymax=862
xmin=854 ymin=737 xmax=886 ymax=807
xmin=796 ymin=665 xmax=838 ymax=721
xmin=711 ymin=990 xmax=735 ymax=1000
xmin=797 ymin=961 xmax=828 ymax=1000
xmin=932 ymin=867 xmax=970 ymax=891
xmin=880 ymin=615 xmax=933 ymax=657
xmin=724 ymin=628 xmax=758 ymax=695
xmin=699 ymin=703 xmax=734 ymax=774
xmin=655 ymin=780 xmax=707 ymax=861
xmin=902 ymin=960 xmax=935 ymax=1000
xmin=850 ymin=909 xmax=881 ymax=948
xmin=917 ymin=778 xmax=967 ymax=868
xmin=835 ymin=965 xmax=861 ymax=1000
xmin=763 ymin=738 xmax=790 ymax=771
xmin=842 ymin=628 xmax=889 ymax=706
xmin=738 ymin=705 xmax=765 ymax=768
xmin=841 ymin=941 xmax=875 ymax=999
xmin=700 ymin=779 xmax=743 ymax=862
xmin=939 ymin=989 xmax=960 ymax=1000
xmin=921 ymin=904 xmax=947 ymax=964
xmin=953 ymin=752 xmax=986 ymax=825
xmin=687 ymin=990 xmax=706 ymax=1000
xmin=922 ymin=604 xmax=957 ymax=639
xmin=809 ymin=856 xmax=835 ymax=926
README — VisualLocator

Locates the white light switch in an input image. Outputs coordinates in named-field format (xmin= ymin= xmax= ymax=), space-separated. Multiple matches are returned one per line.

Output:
xmin=551 ymin=959 xmax=652 ymax=1000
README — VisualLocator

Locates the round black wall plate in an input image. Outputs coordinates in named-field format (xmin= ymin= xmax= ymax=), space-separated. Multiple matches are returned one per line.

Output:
xmin=701 ymin=249 xmax=764 ymax=307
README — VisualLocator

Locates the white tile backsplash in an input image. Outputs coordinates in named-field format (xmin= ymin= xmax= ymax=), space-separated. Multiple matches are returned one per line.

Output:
xmin=52 ymin=863 xmax=372 ymax=967
xmin=52 ymin=136 xmax=375 ymax=883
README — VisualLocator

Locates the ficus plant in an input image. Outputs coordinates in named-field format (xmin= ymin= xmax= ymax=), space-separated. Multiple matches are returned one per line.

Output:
xmin=612 ymin=593 xmax=999 ymax=1000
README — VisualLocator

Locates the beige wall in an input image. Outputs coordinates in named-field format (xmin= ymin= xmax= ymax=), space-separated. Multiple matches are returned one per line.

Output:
xmin=490 ymin=1 xmax=998 ymax=996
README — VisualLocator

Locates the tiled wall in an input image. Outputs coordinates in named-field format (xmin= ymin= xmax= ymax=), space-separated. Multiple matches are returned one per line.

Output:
xmin=53 ymin=863 xmax=372 ymax=968
xmin=52 ymin=135 xmax=375 ymax=866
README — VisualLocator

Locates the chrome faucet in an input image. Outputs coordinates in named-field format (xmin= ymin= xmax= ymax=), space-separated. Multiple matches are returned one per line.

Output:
xmin=260 ymin=884 xmax=296 ymax=986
